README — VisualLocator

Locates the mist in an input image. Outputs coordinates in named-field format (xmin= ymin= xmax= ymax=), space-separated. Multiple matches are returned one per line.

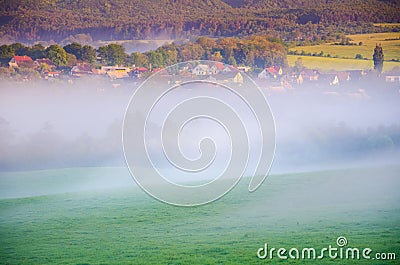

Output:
xmin=0 ymin=77 xmax=399 ymax=177
xmin=0 ymin=78 xmax=132 ymax=171
xmin=268 ymin=86 xmax=400 ymax=173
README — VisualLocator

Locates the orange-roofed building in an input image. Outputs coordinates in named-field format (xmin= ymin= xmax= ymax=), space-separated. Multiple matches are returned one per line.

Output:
xmin=9 ymin=55 xmax=34 ymax=68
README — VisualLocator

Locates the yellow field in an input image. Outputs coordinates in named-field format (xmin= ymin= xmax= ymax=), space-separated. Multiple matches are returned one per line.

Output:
xmin=373 ymin=23 xmax=400 ymax=27
xmin=289 ymin=32 xmax=400 ymax=62
xmin=287 ymin=55 xmax=400 ymax=72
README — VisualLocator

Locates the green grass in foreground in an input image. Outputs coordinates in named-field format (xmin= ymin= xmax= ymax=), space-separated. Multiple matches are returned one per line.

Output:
xmin=0 ymin=166 xmax=399 ymax=264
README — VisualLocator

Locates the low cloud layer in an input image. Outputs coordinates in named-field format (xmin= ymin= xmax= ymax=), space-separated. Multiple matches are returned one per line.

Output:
xmin=0 ymin=78 xmax=399 ymax=173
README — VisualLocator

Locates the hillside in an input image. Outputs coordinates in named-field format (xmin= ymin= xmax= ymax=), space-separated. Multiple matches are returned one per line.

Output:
xmin=0 ymin=0 xmax=399 ymax=43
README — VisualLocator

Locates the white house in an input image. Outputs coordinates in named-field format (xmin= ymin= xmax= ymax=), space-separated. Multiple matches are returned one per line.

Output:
xmin=192 ymin=64 xmax=212 ymax=76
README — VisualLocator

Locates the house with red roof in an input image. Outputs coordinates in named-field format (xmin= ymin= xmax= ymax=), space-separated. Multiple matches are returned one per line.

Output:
xmin=258 ymin=66 xmax=283 ymax=79
xmin=210 ymin=62 xmax=225 ymax=74
xmin=130 ymin=67 xmax=148 ymax=78
xmin=9 ymin=56 xmax=34 ymax=68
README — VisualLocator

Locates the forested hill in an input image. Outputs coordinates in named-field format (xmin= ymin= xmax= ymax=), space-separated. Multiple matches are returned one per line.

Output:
xmin=0 ymin=0 xmax=399 ymax=43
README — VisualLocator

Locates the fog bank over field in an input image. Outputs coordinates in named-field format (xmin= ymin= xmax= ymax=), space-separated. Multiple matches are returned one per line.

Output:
xmin=0 ymin=79 xmax=399 ymax=173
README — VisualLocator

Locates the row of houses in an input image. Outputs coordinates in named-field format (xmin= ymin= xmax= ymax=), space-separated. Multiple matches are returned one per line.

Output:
xmin=7 ymin=56 xmax=244 ymax=84
xmin=189 ymin=63 xmax=244 ymax=84
xmin=7 ymin=55 xmax=154 ymax=80
xmin=258 ymin=65 xmax=400 ymax=86
xmin=7 ymin=55 xmax=400 ymax=85
xmin=8 ymin=55 xmax=61 ymax=78
xmin=70 ymin=64 xmax=155 ymax=80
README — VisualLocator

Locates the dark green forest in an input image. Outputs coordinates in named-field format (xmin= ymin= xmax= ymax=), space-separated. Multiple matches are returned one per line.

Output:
xmin=0 ymin=0 xmax=399 ymax=43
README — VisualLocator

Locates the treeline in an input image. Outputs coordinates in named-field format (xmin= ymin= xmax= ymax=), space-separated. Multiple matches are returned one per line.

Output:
xmin=132 ymin=36 xmax=286 ymax=69
xmin=0 ymin=42 xmax=97 ymax=67
xmin=0 ymin=35 xmax=286 ymax=69
xmin=0 ymin=0 xmax=399 ymax=43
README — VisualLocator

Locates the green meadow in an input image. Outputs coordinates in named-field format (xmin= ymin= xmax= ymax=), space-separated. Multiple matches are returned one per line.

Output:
xmin=288 ymin=32 xmax=400 ymax=72
xmin=287 ymin=55 xmax=400 ymax=72
xmin=0 ymin=166 xmax=399 ymax=264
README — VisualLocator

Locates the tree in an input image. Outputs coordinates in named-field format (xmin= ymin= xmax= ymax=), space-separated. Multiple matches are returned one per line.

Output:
xmin=294 ymin=57 xmax=304 ymax=73
xmin=28 ymin=44 xmax=45 ymax=60
xmin=131 ymin=52 xmax=149 ymax=67
xmin=97 ymin=46 xmax=109 ymax=65
xmin=46 ymin=45 xmax=67 ymax=66
xmin=10 ymin=43 xmax=28 ymax=55
xmin=98 ymin=44 xmax=127 ymax=66
xmin=178 ymin=43 xmax=203 ymax=61
xmin=109 ymin=43 xmax=127 ymax=66
xmin=146 ymin=50 xmax=164 ymax=68
xmin=227 ymin=55 xmax=237 ymax=66
xmin=81 ymin=45 xmax=97 ymax=64
xmin=37 ymin=62 xmax=51 ymax=73
xmin=373 ymin=43 xmax=384 ymax=74
xmin=161 ymin=45 xmax=178 ymax=66
xmin=66 ymin=53 xmax=77 ymax=67
xmin=210 ymin=51 xmax=223 ymax=62
xmin=0 ymin=45 xmax=15 ymax=59
xmin=63 ymin=42 xmax=82 ymax=60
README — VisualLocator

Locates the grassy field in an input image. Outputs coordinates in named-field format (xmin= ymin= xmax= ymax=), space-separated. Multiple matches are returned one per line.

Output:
xmin=373 ymin=23 xmax=400 ymax=28
xmin=288 ymin=32 xmax=400 ymax=72
xmin=0 ymin=166 xmax=399 ymax=264
xmin=289 ymin=32 xmax=400 ymax=61
xmin=287 ymin=55 xmax=400 ymax=72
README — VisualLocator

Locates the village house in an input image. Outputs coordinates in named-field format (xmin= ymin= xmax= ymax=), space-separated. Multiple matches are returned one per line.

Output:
xmin=236 ymin=66 xmax=251 ymax=72
xmin=300 ymin=69 xmax=320 ymax=82
xmin=292 ymin=69 xmax=320 ymax=84
xmin=34 ymin=58 xmax=55 ymax=70
xmin=348 ymin=70 xmax=367 ymax=82
xmin=319 ymin=73 xmax=339 ymax=85
xmin=318 ymin=71 xmax=351 ymax=86
xmin=9 ymin=55 xmax=34 ymax=68
xmin=337 ymin=72 xmax=351 ymax=83
xmin=106 ymin=68 xmax=130 ymax=79
xmin=71 ymin=63 xmax=93 ymax=77
xmin=213 ymin=71 xmax=244 ymax=84
xmin=383 ymin=69 xmax=400 ymax=83
xmin=94 ymin=66 xmax=134 ymax=79
xmin=100 ymin=66 xmax=134 ymax=80
xmin=130 ymin=67 xmax=148 ymax=78
xmin=258 ymin=66 xmax=283 ymax=80
xmin=210 ymin=62 xmax=224 ymax=74
xmin=44 ymin=71 xmax=61 ymax=79
xmin=192 ymin=64 xmax=212 ymax=76
xmin=295 ymin=73 xmax=303 ymax=84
